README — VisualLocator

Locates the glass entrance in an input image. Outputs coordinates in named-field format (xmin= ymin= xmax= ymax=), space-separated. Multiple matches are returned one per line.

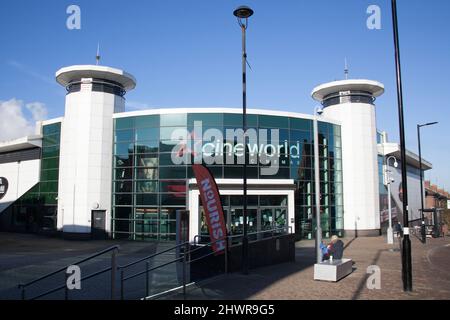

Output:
xmin=199 ymin=195 xmax=288 ymax=243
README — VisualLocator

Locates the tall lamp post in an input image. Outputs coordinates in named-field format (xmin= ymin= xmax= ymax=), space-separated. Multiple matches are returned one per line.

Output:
xmin=391 ymin=0 xmax=412 ymax=292
xmin=313 ymin=107 xmax=323 ymax=263
xmin=417 ymin=122 xmax=438 ymax=244
xmin=233 ymin=5 xmax=253 ymax=275
xmin=385 ymin=156 xmax=398 ymax=245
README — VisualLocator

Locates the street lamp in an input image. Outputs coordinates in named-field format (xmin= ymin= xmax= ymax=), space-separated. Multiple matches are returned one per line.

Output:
xmin=391 ymin=0 xmax=412 ymax=291
xmin=417 ymin=121 xmax=438 ymax=244
xmin=233 ymin=5 xmax=253 ymax=275
xmin=385 ymin=156 xmax=398 ymax=245
xmin=313 ymin=106 xmax=323 ymax=263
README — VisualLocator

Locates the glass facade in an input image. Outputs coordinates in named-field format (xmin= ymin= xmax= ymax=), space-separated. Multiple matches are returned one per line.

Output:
xmin=9 ymin=122 xmax=61 ymax=232
xmin=112 ymin=112 xmax=343 ymax=241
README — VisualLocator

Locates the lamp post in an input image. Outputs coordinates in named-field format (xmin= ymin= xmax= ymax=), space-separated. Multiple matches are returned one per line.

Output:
xmin=233 ymin=5 xmax=253 ymax=275
xmin=385 ymin=156 xmax=398 ymax=245
xmin=391 ymin=0 xmax=412 ymax=292
xmin=417 ymin=122 xmax=438 ymax=244
xmin=313 ymin=107 xmax=323 ymax=263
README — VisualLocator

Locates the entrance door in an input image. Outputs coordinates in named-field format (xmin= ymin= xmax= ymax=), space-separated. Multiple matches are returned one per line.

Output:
xmin=91 ymin=210 xmax=107 ymax=239
xmin=259 ymin=208 xmax=288 ymax=239
xmin=229 ymin=208 xmax=257 ymax=240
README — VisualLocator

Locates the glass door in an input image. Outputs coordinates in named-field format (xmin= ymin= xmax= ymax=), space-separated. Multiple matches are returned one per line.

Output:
xmin=274 ymin=208 xmax=287 ymax=232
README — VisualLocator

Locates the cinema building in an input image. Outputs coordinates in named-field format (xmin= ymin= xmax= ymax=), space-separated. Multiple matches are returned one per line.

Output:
xmin=0 ymin=65 xmax=431 ymax=241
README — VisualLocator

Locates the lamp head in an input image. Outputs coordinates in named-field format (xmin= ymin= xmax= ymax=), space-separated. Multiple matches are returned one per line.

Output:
xmin=394 ymin=161 xmax=398 ymax=168
xmin=233 ymin=5 xmax=254 ymax=19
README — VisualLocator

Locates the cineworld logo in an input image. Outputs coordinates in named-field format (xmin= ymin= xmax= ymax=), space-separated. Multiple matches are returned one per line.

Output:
xmin=169 ymin=121 xmax=305 ymax=176
xmin=0 ymin=177 xmax=8 ymax=200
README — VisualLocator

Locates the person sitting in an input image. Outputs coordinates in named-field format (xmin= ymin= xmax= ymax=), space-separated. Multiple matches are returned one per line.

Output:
xmin=320 ymin=240 xmax=330 ymax=261
xmin=327 ymin=235 xmax=344 ymax=260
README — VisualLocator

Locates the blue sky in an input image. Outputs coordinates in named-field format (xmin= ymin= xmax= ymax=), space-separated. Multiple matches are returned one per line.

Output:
xmin=0 ymin=0 xmax=449 ymax=189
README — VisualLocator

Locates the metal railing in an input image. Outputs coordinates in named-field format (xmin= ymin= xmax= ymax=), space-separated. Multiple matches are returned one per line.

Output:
xmin=124 ymin=226 xmax=292 ymax=300
xmin=18 ymin=245 xmax=119 ymax=300
xmin=118 ymin=241 xmax=189 ymax=300
xmin=18 ymin=226 xmax=292 ymax=300
xmin=193 ymin=225 xmax=292 ymax=246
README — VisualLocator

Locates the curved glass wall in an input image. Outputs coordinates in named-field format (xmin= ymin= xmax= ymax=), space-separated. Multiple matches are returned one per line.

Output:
xmin=112 ymin=113 xmax=343 ymax=241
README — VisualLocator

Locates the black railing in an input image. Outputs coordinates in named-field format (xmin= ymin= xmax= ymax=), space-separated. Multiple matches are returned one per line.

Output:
xmin=18 ymin=245 xmax=119 ymax=300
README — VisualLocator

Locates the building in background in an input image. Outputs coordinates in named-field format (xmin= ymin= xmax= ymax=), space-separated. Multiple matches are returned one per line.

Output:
xmin=0 ymin=64 xmax=434 ymax=241
xmin=425 ymin=181 xmax=449 ymax=210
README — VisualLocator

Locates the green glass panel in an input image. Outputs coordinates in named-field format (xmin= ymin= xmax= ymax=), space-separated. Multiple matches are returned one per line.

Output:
xmin=223 ymin=113 xmax=257 ymax=127
xmin=115 ymin=117 xmax=135 ymax=130
xmin=135 ymin=115 xmax=159 ymax=128
xmin=41 ymin=157 xmax=59 ymax=170
xmin=114 ymin=181 xmax=133 ymax=193
xmin=259 ymin=115 xmax=289 ymax=128
xmin=160 ymin=114 xmax=186 ymax=127
xmin=136 ymin=127 xmax=159 ymax=142
xmin=187 ymin=113 xmax=223 ymax=126
xmin=135 ymin=193 xmax=158 ymax=206
xmin=136 ymin=167 xmax=158 ymax=180
xmin=43 ymin=123 xmax=61 ymax=135
xmin=159 ymin=166 xmax=186 ymax=179
xmin=114 ymin=129 xmax=134 ymax=142
xmin=135 ymin=153 xmax=158 ymax=167
xmin=42 ymin=145 xmax=60 ymax=158
xmin=136 ymin=180 xmax=158 ymax=193
xmin=290 ymin=118 xmax=311 ymax=131
xmin=114 ymin=142 xmax=134 ymax=155
xmin=41 ymin=169 xmax=59 ymax=181
xmin=135 ymin=141 xmax=159 ymax=153
xmin=43 ymin=133 xmax=60 ymax=147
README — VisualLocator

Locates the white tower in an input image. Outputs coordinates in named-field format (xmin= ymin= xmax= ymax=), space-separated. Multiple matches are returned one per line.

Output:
xmin=55 ymin=65 xmax=136 ymax=236
xmin=312 ymin=80 xmax=384 ymax=236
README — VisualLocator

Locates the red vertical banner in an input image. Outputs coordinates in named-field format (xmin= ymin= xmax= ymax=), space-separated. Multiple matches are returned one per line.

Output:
xmin=192 ymin=164 xmax=227 ymax=255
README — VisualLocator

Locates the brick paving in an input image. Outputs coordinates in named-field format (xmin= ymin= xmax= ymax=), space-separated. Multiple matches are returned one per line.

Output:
xmin=168 ymin=235 xmax=450 ymax=300
xmin=1 ymin=232 xmax=449 ymax=300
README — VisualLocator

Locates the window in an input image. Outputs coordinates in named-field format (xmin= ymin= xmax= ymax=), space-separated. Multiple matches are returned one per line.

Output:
xmin=160 ymin=114 xmax=187 ymax=127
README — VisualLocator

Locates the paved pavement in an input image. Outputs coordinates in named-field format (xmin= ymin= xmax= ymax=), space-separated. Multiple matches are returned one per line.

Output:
xmin=166 ymin=235 xmax=450 ymax=300
xmin=0 ymin=233 xmax=180 ymax=300
xmin=1 ymin=232 xmax=449 ymax=300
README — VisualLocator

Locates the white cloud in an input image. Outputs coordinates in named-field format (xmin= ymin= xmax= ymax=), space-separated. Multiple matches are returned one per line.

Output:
xmin=26 ymin=102 xmax=48 ymax=121
xmin=0 ymin=99 xmax=48 ymax=142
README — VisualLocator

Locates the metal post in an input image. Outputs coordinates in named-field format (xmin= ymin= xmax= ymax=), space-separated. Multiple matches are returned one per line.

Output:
xmin=391 ymin=0 xmax=412 ymax=292
xmin=111 ymin=249 xmax=117 ymax=300
xmin=182 ymin=242 xmax=188 ymax=299
xmin=241 ymin=22 xmax=249 ymax=276
xmin=145 ymin=261 xmax=150 ymax=298
xmin=120 ymin=268 xmax=124 ymax=300
xmin=313 ymin=110 xmax=322 ymax=263
xmin=65 ymin=272 xmax=69 ymax=300
xmin=20 ymin=285 xmax=25 ymax=300
xmin=386 ymin=156 xmax=396 ymax=245
xmin=387 ymin=178 xmax=394 ymax=244
xmin=418 ymin=125 xmax=426 ymax=244
xmin=224 ymin=236 xmax=229 ymax=274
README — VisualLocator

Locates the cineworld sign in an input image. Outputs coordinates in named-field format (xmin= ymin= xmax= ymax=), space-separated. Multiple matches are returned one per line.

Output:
xmin=0 ymin=177 xmax=8 ymax=200
xmin=169 ymin=121 xmax=308 ymax=175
